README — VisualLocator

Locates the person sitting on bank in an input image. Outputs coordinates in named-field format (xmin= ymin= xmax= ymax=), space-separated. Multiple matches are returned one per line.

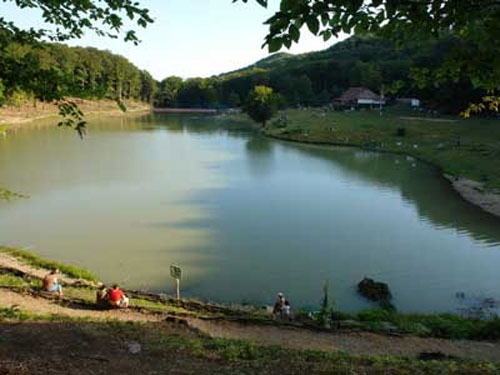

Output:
xmin=283 ymin=300 xmax=291 ymax=320
xmin=272 ymin=292 xmax=285 ymax=319
xmin=96 ymin=285 xmax=109 ymax=309
xmin=108 ymin=284 xmax=129 ymax=308
xmin=43 ymin=268 xmax=63 ymax=298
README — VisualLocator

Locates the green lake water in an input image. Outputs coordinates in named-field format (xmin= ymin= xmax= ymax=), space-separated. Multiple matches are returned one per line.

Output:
xmin=1 ymin=113 xmax=500 ymax=313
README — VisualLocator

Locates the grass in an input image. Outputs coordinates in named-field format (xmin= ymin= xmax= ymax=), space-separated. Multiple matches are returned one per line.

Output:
xmin=353 ymin=308 xmax=500 ymax=340
xmin=0 ymin=246 xmax=98 ymax=282
xmin=296 ymin=306 xmax=500 ymax=341
xmin=0 ymin=305 xmax=91 ymax=322
xmin=0 ymin=273 xmax=27 ymax=288
xmin=265 ymin=108 xmax=500 ymax=191
xmin=2 ymin=310 xmax=499 ymax=374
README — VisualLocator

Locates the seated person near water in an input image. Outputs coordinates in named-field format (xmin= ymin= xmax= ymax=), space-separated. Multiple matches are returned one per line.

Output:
xmin=96 ymin=285 xmax=109 ymax=308
xmin=108 ymin=284 xmax=129 ymax=308
xmin=43 ymin=268 xmax=63 ymax=297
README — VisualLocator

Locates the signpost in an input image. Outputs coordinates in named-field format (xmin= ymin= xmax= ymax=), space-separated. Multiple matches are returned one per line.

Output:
xmin=170 ymin=265 xmax=182 ymax=300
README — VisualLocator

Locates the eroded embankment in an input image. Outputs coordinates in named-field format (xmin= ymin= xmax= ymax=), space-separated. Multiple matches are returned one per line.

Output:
xmin=0 ymin=99 xmax=151 ymax=130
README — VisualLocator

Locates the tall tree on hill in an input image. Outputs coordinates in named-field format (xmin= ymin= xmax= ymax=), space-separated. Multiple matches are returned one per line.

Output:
xmin=243 ymin=85 xmax=281 ymax=128
xmin=238 ymin=0 xmax=500 ymax=114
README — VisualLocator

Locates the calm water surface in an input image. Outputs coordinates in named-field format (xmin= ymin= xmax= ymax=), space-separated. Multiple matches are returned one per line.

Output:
xmin=1 ymin=114 xmax=500 ymax=313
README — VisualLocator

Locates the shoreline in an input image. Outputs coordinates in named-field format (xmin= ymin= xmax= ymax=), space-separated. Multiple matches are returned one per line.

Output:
xmin=0 ymin=99 xmax=151 ymax=131
xmin=153 ymin=107 xmax=217 ymax=114
xmin=264 ymin=131 xmax=500 ymax=219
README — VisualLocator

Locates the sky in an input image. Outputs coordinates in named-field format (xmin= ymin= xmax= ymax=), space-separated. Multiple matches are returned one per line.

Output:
xmin=2 ymin=0 xmax=347 ymax=80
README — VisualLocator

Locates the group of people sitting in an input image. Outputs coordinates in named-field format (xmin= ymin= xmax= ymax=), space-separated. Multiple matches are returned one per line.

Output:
xmin=43 ymin=268 xmax=129 ymax=309
xmin=272 ymin=292 xmax=291 ymax=320
xmin=44 ymin=268 xmax=293 ymax=316
xmin=96 ymin=284 xmax=129 ymax=309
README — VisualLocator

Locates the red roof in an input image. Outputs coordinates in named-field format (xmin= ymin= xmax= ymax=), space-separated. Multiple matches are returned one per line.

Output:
xmin=336 ymin=87 xmax=381 ymax=102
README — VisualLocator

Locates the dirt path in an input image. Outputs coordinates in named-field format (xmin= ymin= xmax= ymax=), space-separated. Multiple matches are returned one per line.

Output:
xmin=2 ymin=253 xmax=500 ymax=362
xmin=0 ymin=289 xmax=161 ymax=322
xmin=189 ymin=319 xmax=500 ymax=361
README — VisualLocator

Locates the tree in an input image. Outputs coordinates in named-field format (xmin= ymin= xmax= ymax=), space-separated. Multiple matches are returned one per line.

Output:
xmin=238 ymin=0 xmax=500 ymax=110
xmin=157 ymin=76 xmax=184 ymax=107
xmin=228 ymin=91 xmax=241 ymax=108
xmin=243 ymin=85 xmax=280 ymax=128
xmin=1 ymin=0 xmax=153 ymax=134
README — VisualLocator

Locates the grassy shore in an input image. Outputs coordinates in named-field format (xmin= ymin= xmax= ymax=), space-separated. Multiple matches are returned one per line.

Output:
xmin=265 ymin=108 xmax=500 ymax=192
xmin=2 ymin=249 xmax=500 ymax=373
xmin=1 ymin=310 xmax=499 ymax=375
xmin=2 ymin=247 xmax=500 ymax=341
xmin=0 ymin=246 xmax=98 ymax=282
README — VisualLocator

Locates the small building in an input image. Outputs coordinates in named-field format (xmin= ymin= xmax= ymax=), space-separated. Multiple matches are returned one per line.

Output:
xmin=334 ymin=87 xmax=385 ymax=107
xmin=396 ymin=98 xmax=421 ymax=107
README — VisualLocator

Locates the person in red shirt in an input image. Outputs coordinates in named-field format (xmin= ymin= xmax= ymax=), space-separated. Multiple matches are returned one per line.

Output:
xmin=108 ymin=284 xmax=129 ymax=308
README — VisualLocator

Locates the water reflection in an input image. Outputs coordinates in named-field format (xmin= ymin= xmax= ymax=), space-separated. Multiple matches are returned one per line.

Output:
xmin=245 ymin=137 xmax=275 ymax=177
xmin=282 ymin=143 xmax=500 ymax=246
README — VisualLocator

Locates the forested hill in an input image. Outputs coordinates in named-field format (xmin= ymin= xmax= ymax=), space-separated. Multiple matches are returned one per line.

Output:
xmin=0 ymin=43 xmax=156 ymax=107
xmin=156 ymin=36 xmax=484 ymax=114
xmin=0 ymin=36 xmax=484 ymax=114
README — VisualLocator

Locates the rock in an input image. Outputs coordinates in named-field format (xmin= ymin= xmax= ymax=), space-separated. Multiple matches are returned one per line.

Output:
xmin=127 ymin=341 xmax=141 ymax=354
xmin=357 ymin=277 xmax=392 ymax=303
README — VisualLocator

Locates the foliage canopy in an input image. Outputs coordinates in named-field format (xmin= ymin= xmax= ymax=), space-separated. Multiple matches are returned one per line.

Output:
xmin=243 ymin=85 xmax=281 ymax=127
xmin=237 ymin=0 xmax=500 ymax=96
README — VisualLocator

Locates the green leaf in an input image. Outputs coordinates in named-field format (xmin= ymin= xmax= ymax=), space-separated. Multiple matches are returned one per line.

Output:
xmin=306 ymin=16 xmax=320 ymax=35
xmin=283 ymin=36 xmax=292 ymax=49
xmin=289 ymin=24 xmax=300 ymax=42
xmin=268 ymin=38 xmax=283 ymax=53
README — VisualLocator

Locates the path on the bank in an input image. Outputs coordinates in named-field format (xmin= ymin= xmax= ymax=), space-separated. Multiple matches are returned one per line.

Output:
xmin=0 ymin=289 xmax=161 ymax=322
xmin=1 ymin=253 xmax=500 ymax=362
xmin=0 ymin=252 xmax=88 ymax=286
xmin=189 ymin=318 xmax=500 ymax=362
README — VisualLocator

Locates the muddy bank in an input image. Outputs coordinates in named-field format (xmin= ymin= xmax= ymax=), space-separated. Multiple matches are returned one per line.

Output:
xmin=0 ymin=99 xmax=151 ymax=130
xmin=445 ymin=175 xmax=500 ymax=217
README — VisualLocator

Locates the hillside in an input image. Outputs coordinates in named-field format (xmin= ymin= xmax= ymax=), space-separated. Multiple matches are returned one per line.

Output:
xmin=156 ymin=35 xmax=483 ymax=113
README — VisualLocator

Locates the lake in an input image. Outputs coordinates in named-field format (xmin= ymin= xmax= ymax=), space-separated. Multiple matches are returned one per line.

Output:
xmin=1 ymin=113 xmax=500 ymax=314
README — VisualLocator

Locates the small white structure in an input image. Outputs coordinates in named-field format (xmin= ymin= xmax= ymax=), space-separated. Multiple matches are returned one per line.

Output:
xmin=397 ymin=98 xmax=421 ymax=107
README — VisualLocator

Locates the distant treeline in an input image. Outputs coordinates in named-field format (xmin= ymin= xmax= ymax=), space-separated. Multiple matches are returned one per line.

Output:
xmin=0 ymin=35 xmax=486 ymax=114
xmin=155 ymin=36 xmax=485 ymax=114
xmin=0 ymin=42 xmax=156 ymax=106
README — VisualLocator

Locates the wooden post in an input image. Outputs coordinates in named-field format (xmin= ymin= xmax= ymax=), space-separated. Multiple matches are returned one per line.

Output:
xmin=176 ymin=278 xmax=180 ymax=300
xmin=170 ymin=265 xmax=182 ymax=301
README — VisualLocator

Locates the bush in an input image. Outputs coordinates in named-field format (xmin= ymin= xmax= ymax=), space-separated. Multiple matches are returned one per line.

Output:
xmin=422 ymin=314 xmax=480 ymax=339
xmin=357 ymin=308 xmax=393 ymax=322
xmin=475 ymin=317 xmax=500 ymax=340
xmin=396 ymin=126 xmax=406 ymax=137
xmin=330 ymin=310 xmax=354 ymax=321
